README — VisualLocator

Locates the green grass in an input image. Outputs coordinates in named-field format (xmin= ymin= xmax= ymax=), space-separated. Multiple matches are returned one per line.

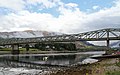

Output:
xmin=0 ymin=48 xmax=11 ymax=51
xmin=0 ymin=48 xmax=38 ymax=51
xmin=106 ymin=71 xmax=120 ymax=75
xmin=0 ymin=48 xmax=39 ymax=54
xmin=116 ymin=62 xmax=120 ymax=67
xmin=105 ymin=61 xmax=120 ymax=75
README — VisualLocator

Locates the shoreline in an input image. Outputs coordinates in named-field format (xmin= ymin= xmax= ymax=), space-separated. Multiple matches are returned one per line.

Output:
xmin=0 ymin=58 xmax=119 ymax=75
xmin=49 ymin=58 xmax=120 ymax=75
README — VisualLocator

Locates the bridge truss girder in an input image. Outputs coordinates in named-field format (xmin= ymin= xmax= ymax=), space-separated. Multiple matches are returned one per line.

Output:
xmin=0 ymin=28 xmax=120 ymax=47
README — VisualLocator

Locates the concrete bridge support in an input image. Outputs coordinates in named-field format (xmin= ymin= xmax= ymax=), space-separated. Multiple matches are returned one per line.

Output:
xmin=107 ymin=40 xmax=110 ymax=48
xmin=107 ymin=30 xmax=110 ymax=48
xmin=25 ymin=44 xmax=29 ymax=51
xmin=11 ymin=44 xmax=19 ymax=54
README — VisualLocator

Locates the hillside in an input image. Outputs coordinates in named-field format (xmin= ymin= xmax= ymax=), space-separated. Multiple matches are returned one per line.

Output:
xmin=0 ymin=30 xmax=62 ymax=38
xmin=110 ymin=41 xmax=120 ymax=48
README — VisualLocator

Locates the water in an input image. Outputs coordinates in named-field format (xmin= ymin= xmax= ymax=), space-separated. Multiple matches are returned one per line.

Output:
xmin=0 ymin=51 xmax=105 ymax=75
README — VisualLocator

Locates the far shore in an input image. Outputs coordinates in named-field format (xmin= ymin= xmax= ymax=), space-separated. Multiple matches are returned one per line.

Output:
xmin=0 ymin=50 xmax=107 ymax=55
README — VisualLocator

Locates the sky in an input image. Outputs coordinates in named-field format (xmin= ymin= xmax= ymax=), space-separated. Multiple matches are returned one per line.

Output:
xmin=0 ymin=0 xmax=120 ymax=34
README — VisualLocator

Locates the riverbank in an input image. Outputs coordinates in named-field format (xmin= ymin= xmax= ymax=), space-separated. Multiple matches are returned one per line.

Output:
xmin=0 ymin=50 xmax=78 ymax=54
xmin=0 ymin=51 xmax=119 ymax=75
xmin=0 ymin=58 xmax=119 ymax=75
xmin=49 ymin=58 xmax=120 ymax=75
xmin=0 ymin=57 xmax=119 ymax=75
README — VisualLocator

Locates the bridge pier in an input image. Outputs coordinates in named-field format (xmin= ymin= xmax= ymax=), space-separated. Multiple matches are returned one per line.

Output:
xmin=11 ymin=44 xmax=20 ymax=54
xmin=107 ymin=40 xmax=110 ymax=48
xmin=25 ymin=44 xmax=29 ymax=51
xmin=106 ymin=30 xmax=110 ymax=48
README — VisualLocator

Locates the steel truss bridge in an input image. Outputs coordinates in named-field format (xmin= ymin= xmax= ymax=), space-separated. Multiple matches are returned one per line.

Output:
xmin=0 ymin=28 xmax=120 ymax=47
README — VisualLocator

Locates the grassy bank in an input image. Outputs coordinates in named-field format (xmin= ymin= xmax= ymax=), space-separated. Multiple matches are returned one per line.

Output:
xmin=0 ymin=48 xmax=39 ymax=54
xmin=0 ymin=48 xmax=78 ymax=54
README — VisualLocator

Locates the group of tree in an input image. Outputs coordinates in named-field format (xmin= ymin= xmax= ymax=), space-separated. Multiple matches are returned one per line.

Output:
xmin=34 ymin=43 xmax=76 ymax=51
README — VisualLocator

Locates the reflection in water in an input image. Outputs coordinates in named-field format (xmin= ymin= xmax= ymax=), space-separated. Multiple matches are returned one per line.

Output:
xmin=0 ymin=51 xmax=105 ymax=67
xmin=0 ymin=51 xmax=105 ymax=75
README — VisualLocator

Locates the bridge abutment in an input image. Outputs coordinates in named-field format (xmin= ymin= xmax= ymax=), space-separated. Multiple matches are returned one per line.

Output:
xmin=11 ymin=44 xmax=20 ymax=54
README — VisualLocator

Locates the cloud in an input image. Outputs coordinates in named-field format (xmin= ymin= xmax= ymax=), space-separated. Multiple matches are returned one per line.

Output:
xmin=26 ymin=0 xmax=60 ymax=9
xmin=0 ymin=0 xmax=120 ymax=34
xmin=0 ymin=0 xmax=61 ymax=11
xmin=0 ymin=0 xmax=25 ymax=11
xmin=83 ymin=1 xmax=120 ymax=31
xmin=92 ymin=5 xmax=100 ymax=10
xmin=65 ymin=3 xmax=78 ymax=7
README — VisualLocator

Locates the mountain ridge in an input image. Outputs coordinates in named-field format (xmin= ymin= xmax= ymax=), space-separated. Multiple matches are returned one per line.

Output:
xmin=110 ymin=41 xmax=120 ymax=48
xmin=0 ymin=30 xmax=63 ymax=38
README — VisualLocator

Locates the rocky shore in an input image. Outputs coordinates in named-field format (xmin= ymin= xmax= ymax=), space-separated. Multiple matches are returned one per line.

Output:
xmin=49 ymin=58 xmax=120 ymax=75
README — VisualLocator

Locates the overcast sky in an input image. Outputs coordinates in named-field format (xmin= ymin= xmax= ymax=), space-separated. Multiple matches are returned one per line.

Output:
xmin=0 ymin=0 xmax=120 ymax=34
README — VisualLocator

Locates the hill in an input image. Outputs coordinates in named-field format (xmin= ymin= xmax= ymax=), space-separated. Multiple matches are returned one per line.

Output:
xmin=0 ymin=30 xmax=62 ymax=38
xmin=110 ymin=41 xmax=120 ymax=48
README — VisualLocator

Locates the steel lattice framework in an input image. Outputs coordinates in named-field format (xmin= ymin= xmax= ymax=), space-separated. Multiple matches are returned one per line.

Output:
xmin=0 ymin=28 xmax=120 ymax=46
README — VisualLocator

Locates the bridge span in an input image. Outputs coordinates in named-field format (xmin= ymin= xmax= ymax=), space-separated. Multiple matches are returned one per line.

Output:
xmin=0 ymin=28 xmax=120 ymax=54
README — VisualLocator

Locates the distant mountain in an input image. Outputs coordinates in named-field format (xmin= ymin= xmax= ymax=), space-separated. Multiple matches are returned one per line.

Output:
xmin=110 ymin=41 xmax=120 ymax=48
xmin=82 ymin=41 xmax=94 ymax=46
xmin=0 ymin=30 xmax=63 ymax=38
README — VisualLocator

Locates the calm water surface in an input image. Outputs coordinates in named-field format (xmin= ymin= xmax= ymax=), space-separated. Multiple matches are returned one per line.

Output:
xmin=0 ymin=51 xmax=105 ymax=75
